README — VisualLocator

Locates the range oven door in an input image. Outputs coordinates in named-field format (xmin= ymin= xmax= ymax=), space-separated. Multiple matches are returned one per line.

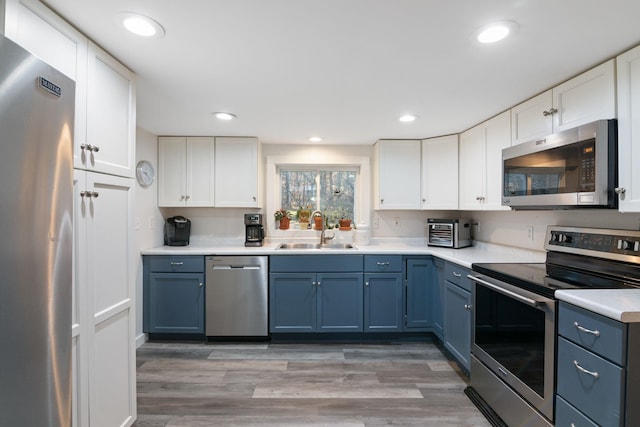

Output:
xmin=469 ymin=274 xmax=556 ymax=422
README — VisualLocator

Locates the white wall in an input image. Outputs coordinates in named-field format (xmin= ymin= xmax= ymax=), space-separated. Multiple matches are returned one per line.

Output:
xmin=134 ymin=127 xmax=164 ymax=346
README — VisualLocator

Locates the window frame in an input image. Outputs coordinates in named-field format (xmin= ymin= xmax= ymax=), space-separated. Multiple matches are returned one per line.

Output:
xmin=266 ymin=154 xmax=370 ymax=236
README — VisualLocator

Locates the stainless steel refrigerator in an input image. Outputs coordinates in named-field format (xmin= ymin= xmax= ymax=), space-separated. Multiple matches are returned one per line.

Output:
xmin=0 ymin=34 xmax=75 ymax=426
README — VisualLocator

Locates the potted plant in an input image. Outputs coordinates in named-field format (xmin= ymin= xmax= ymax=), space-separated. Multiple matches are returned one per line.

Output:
xmin=313 ymin=212 xmax=323 ymax=229
xmin=274 ymin=208 xmax=290 ymax=230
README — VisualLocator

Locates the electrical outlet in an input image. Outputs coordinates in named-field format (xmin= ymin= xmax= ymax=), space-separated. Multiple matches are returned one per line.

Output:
xmin=393 ymin=217 xmax=401 ymax=228
xmin=527 ymin=225 xmax=534 ymax=241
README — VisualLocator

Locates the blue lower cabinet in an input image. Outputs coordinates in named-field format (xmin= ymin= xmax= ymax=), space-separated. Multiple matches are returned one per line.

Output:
xmin=405 ymin=257 xmax=433 ymax=330
xmin=148 ymin=272 xmax=205 ymax=334
xmin=444 ymin=280 xmax=471 ymax=371
xmin=143 ymin=255 xmax=205 ymax=335
xmin=431 ymin=259 xmax=445 ymax=340
xmin=269 ymin=271 xmax=363 ymax=333
xmin=317 ymin=273 xmax=363 ymax=332
xmin=364 ymin=273 xmax=403 ymax=332
xmin=269 ymin=273 xmax=316 ymax=332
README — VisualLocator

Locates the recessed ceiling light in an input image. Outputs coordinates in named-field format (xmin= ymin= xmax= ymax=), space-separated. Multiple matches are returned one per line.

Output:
xmin=116 ymin=12 xmax=165 ymax=38
xmin=213 ymin=112 xmax=237 ymax=121
xmin=309 ymin=136 xmax=323 ymax=142
xmin=399 ymin=115 xmax=418 ymax=123
xmin=476 ymin=21 xmax=518 ymax=44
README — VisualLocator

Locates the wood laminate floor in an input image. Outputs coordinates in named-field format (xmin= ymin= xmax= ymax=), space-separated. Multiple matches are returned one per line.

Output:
xmin=133 ymin=341 xmax=491 ymax=427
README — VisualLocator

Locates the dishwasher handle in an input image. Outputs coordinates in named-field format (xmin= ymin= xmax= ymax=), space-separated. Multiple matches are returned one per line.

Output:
xmin=211 ymin=265 xmax=261 ymax=270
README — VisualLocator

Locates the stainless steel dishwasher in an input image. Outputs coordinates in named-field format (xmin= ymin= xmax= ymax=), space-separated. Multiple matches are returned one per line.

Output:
xmin=205 ymin=255 xmax=268 ymax=337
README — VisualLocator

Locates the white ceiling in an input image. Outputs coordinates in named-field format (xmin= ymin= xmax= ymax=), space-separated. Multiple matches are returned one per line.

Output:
xmin=43 ymin=0 xmax=640 ymax=145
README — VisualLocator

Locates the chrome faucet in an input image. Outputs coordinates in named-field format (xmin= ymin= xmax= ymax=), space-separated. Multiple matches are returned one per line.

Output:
xmin=311 ymin=210 xmax=335 ymax=245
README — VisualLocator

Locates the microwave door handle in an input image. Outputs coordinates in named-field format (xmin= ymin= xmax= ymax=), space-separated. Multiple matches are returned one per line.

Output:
xmin=467 ymin=275 xmax=542 ymax=307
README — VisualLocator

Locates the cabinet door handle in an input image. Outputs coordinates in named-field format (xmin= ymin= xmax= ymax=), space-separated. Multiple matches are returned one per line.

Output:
xmin=573 ymin=360 xmax=599 ymax=379
xmin=170 ymin=261 xmax=184 ymax=266
xmin=574 ymin=321 xmax=600 ymax=337
xmin=376 ymin=262 xmax=390 ymax=266
xmin=452 ymin=272 xmax=462 ymax=277
xmin=542 ymin=108 xmax=557 ymax=116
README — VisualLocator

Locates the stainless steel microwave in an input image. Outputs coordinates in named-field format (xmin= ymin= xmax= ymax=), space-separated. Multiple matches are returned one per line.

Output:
xmin=502 ymin=119 xmax=617 ymax=209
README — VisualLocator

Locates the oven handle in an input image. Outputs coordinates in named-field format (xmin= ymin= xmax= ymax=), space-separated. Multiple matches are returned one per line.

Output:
xmin=467 ymin=275 xmax=543 ymax=307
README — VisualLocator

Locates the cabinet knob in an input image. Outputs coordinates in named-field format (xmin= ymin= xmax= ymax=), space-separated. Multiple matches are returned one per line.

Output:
xmin=380 ymin=198 xmax=384 ymax=204
xmin=252 ymin=196 xmax=257 ymax=201
xmin=91 ymin=145 xmax=100 ymax=152
xmin=185 ymin=195 xmax=190 ymax=200
xmin=542 ymin=108 xmax=557 ymax=117
xmin=464 ymin=304 xmax=472 ymax=310
xmin=365 ymin=281 xmax=369 ymax=287
xmin=199 ymin=282 xmax=203 ymax=287
xmin=615 ymin=187 xmax=626 ymax=195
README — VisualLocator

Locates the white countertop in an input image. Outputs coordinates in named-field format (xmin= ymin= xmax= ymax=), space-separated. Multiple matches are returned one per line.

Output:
xmin=555 ymin=289 xmax=640 ymax=323
xmin=141 ymin=237 xmax=545 ymax=269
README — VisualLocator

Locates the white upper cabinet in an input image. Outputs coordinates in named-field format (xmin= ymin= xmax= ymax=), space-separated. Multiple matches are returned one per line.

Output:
xmin=459 ymin=111 xmax=511 ymax=211
xmin=374 ymin=140 xmax=422 ymax=210
xmin=158 ymin=136 xmax=215 ymax=207
xmin=421 ymin=135 xmax=458 ymax=210
xmin=616 ymin=45 xmax=640 ymax=212
xmin=214 ymin=137 xmax=259 ymax=207
xmin=85 ymin=42 xmax=136 ymax=178
xmin=511 ymin=60 xmax=616 ymax=145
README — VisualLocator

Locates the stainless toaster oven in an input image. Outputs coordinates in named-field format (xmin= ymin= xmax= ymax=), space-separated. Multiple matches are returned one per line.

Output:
xmin=427 ymin=218 xmax=472 ymax=248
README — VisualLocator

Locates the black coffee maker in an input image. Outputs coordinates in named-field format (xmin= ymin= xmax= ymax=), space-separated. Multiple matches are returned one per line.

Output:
xmin=244 ymin=213 xmax=264 ymax=247
xmin=164 ymin=216 xmax=191 ymax=246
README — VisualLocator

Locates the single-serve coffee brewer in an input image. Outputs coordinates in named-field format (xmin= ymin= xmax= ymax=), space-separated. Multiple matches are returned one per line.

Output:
xmin=244 ymin=213 xmax=264 ymax=247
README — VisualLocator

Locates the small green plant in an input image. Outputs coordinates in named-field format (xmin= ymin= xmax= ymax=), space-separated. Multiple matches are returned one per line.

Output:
xmin=274 ymin=208 xmax=290 ymax=221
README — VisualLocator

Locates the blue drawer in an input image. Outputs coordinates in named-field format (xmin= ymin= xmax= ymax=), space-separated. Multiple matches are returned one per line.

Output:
xmin=556 ymin=395 xmax=599 ymax=427
xmin=364 ymin=255 xmax=402 ymax=272
xmin=270 ymin=255 xmax=363 ymax=272
xmin=147 ymin=255 xmax=204 ymax=273
xmin=557 ymin=337 xmax=624 ymax=427
xmin=444 ymin=262 xmax=471 ymax=291
xmin=558 ymin=301 xmax=626 ymax=364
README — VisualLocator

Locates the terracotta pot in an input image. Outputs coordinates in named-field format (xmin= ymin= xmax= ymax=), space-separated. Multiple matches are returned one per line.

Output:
xmin=314 ymin=216 xmax=323 ymax=229
xmin=339 ymin=219 xmax=352 ymax=230
xmin=279 ymin=217 xmax=290 ymax=230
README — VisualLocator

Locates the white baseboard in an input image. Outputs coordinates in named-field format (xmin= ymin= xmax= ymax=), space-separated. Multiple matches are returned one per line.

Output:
xmin=135 ymin=332 xmax=148 ymax=348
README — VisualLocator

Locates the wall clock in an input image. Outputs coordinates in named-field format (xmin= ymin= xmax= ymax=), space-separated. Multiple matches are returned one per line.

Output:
xmin=136 ymin=160 xmax=155 ymax=187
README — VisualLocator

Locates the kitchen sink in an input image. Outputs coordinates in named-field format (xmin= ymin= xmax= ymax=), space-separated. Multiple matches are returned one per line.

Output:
xmin=276 ymin=242 xmax=356 ymax=250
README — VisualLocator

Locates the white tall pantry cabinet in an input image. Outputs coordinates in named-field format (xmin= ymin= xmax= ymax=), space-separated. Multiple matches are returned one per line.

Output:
xmin=2 ymin=1 xmax=137 ymax=426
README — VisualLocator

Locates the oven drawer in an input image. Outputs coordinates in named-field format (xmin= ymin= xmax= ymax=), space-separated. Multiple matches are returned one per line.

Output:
xmin=444 ymin=263 xmax=471 ymax=291
xmin=556 ymin=395 xmax=599 ymax=427
xmin=557 ymin=337 xmax=624 ymax=427
xmin=364 ymin=255 xmax=402 ymax=272
xmin=558 ymin=301 xmax=626 ymax=364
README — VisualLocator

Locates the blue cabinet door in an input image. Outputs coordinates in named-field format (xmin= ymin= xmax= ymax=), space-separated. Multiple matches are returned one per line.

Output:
xmin=269 ymin=273 xmax=316 ymax=332
xmin=317 ymin=273 xmax=364 ymax=332
xmin=444 ymin=280 xmax=471 ymax=371
xmin=405 ymin=257 xmax=432 ymax=329
xmin=148 ymin=272 xmax=205 ymax=334
xmin=364 ymin=273 xmax=404 ymax=332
